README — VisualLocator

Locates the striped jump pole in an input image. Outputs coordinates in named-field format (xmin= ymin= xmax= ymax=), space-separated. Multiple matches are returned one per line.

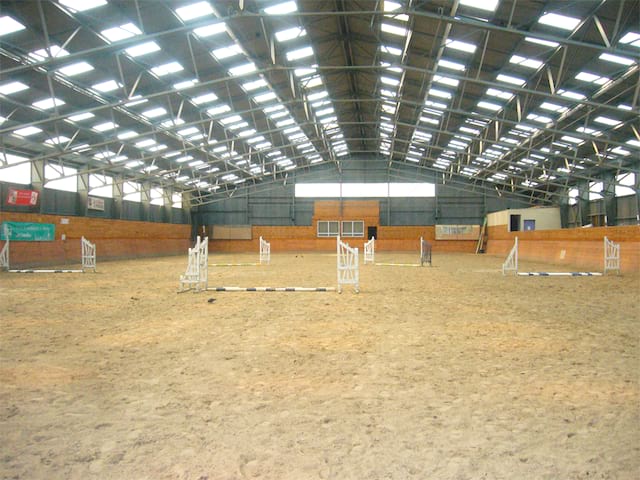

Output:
xmin=517 ymin=272 xmax=603 ymax=276
xmin=9 ymin=269 xmax=85 ymax=273
xmin=207 ymin=286 xmax=336 ymax=292
xmin=209 ymin=262 xmax=262 ymax=267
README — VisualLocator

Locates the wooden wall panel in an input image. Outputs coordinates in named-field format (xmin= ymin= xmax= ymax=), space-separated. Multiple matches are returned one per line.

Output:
xmin=486 ymin=225 xmax=640 ymax=273
xmin=0 ymin=212 xmax=190 ymax=268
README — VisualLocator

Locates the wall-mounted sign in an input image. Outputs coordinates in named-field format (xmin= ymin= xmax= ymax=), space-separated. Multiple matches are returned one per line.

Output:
xmin=87 ymin=196 xmax=105 ymax=211
xmin=0 ymin=221 xmax=55 ymax=241
xmin=6 ymin=188 xmax=39 ymax=206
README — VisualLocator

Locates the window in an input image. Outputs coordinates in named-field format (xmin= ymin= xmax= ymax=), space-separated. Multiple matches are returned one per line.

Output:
xmin=172 ymin=192 xmax=182 ymax=208
xmin=589 ymin=181 xmax=603 ymax=200
xmin=317 ymin=221 xmax=340 ymax=237
xmin=123 ymin=181 xmax=141 ymax=202
xmin=568 ymin=187 xmax=579 ymax=206
xmin=44 ymin=164 xmax=77 ymax=192
xmin=0 ymin=153 xmax=31 ymax=185
xmin=616 ymin=173 xmax=635 ymax=197
xmin=89 ymin=174 xmax=113 ymax=198
xmin=150 ymin=187 xmax=164 ymax=206
xmin=295 ymin=182 xmax=435 ymax=198
xmin=341 ymin=221 xmax=364 ymax=237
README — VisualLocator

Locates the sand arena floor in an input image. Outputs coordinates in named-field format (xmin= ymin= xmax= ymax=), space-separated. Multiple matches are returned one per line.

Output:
xmin=0 ymin=252 xmax=638 ymax=479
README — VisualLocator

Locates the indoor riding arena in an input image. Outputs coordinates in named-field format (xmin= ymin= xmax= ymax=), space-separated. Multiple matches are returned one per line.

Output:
xmin=1 ymin=1 xmax=638 ymax=479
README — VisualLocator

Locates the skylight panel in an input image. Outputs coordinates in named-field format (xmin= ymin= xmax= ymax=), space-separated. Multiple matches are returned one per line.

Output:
xmin=125 ymin=96 xmax=148 ymax=107
xmin=561 ymin=135 xmax=583 ymax=144
xmin=575 ymin=71 xmax=610 ymax=85
xmin=101 ymin=23 xmax=142 ymax=43
xmin=117 ymin=130 xmax=138 ymax=140
xmin=178 ymin=127 xmax=199 ymax=137
xmin=28 ymin=45 xmax=69 ymax=62
xmin=0 ymin=81 xmax=28 ymax=95
xmin=68 ymin=112 xmax=94 ymax=122
xmin=429 ymin=88 xmax=452 ymax=99
xmin=381 ymin=23 xmax=408 ymax=36
xmin=59 ymin=0 xmax=107 ymax=12
xmin=13 ymin=126 xmax=42 ymax=137
xmin=275 ymin=26 xmax=307 ymax=42
xmin=264 ymin=1 xmax=297 ymax=15
xmin=151 ymin=62 xmax=183 ymax=76
xmin=302 ymin=76 xmax=323 ymax=89
xmin=433 ymin=75 xmax=460 ymax=87
xmin=496 ymin=73 xmax=526 ymax=86
xmin=445 ymin=40 xmax=477 ymax=54
xmin=207 ymin=104 xmax=231 ymax=116
xmin=141 ymin=107 xmax=167 ymax=118
xmin=93 ymin=121 xmax=118 ymax=132
xmin=135 ymin=139 xmax=156 ymax=148
xmin=286 ymin=46 xmax=314 ymax=61
xmin=437 ymin=58 xmax=466 ymax=71
xmin=32 ymin=97 xmax=65 ymax=110
xmin=527 ymin=113 xmax=552 ymax=124
xmin=58 ymin=61 xmax=94 ymax=76
xmin=92 ymin=79 xmax=121 ymax=92
xmin=0 ymin=16 xmax=26 ymax=36
xmin=381 ymin=45 xmax=402 ymax=56
xmin=44 ymin=135 xmax=71 ymax=146
xmin=175 ymin=1 xmax=214 ymax=21
xmin=307 ymin=91 xmax=328 ymax=101
xmin=459 ymin=0 xmax=499 ymax=12
xmin=294 ymin=67 xmax=317 ymax=77
xmin=194 ymin=22 xmax=227 ymax=37
xmin=524 ymin=36 xmax=560 ymax=48
xmin=220 ymin=114 xmax=243 ymax=125
xmin=228 ymin=62 xmax=257 ymax=76
xmin=538 ymin=13 xmax=581 ymax=31
xmin=593 ymin=116 xmax=621 ymax=127
xmin=380 ymin=76 xmax=400 ymax=86
xmin=242 ymin=79 xmax=268 ymax=91
xmin=174 ymin=79 xmax=198 ymax=90
xmin=557 ymin=89 xmax=585 ymax=100
xmin=125 ymin=41 xmax=161 ymax=57
xmin=486 ymin=88 xmax=514 ymax=100
xmin=576 ymin=127 xmax=601 ymax=136
xmin=509 ymin=55 xmax=543 ymax=69
xmin=212 ymin=44 xmax=242 ymax=60
xmin=619 ymin=31 xmax=640 ymax=47
xmin=192 ymin=92 xmax=218 ymax=104
xmin=539 ymin=102 xmax=566 ymax=112
xmin=599 ymin=53 xmax=635 ymax=66
xmin=477 ymin=101 xmax=502 ymax=111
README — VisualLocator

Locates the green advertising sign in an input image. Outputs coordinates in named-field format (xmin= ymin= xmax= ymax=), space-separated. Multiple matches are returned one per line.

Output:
xmin=0 ymin=222 xmax=56 ymax=241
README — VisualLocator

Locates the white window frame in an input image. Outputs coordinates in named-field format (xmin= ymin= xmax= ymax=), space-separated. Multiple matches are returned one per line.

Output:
xmin=317 ymin=220 xmax=340 ymax=237
xmin=341 ymin=220 xmax=364 ymax=237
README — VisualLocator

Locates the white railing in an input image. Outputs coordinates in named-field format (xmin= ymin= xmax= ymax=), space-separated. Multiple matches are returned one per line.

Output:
xmin=260 ymin=236 xmax=271 ymax=265
xmin=0 ymin=226 xmax=9 ymax=271
xmin=337 ymin=236 xmax=359 ymax=293
xmin=364 ymin=237 xmax=375 ymax=264
xmin=502 ymin=237 xmax=518 ymax=275
xmin=604 ymin=236 xmax=620 ymax=275
xmin=180 ymin=236 xmax=209 ymax=292
xmin=420 ymin=236 xmax=432 ymax=266
xmin=81 ymin=237 xmax=96 ymax=272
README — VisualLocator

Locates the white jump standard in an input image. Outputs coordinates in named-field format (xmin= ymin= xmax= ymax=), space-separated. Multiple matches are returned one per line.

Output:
xmin=364 ymin=237 xmax=375 ymax=264
xmin=179 ymin=236 xmax=208 ymax=292
xmin=337 ymin=236 xmax=359 ymax=293
xmin=604 ymin=236 xmax=620 ymax=275
xmin=502 ymin=235 xmax=618 ymax=276
xmin=260 ymin=236 xmax=271 ymax=265
xmin=208 ymin=236 xmax=270 ymax=267
xmin=375 ymin=237 xmax=431 ymax=267
xmin=2 ymin=235 xmax=97 ymax=273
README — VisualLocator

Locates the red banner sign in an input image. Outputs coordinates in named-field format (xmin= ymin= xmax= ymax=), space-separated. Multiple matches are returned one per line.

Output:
xmin=7 ymin=188 xmax=39 ymax=206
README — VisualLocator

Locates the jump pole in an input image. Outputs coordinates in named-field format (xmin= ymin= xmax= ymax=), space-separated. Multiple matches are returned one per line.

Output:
xmin=208 ymin=287 xmax=336 ymax=292
xmin=4 ymin=236 xmax=96 ymax=273
xmin=375 ymin=237 xmax=429 ymax=267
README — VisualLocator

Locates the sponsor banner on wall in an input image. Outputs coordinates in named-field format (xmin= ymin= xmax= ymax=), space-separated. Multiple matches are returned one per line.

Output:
xmin=0 ymin=221 xmax=55 ymax=241
xmin=6 ymin=188 xmax=39 ymax=206
xmin=87 ymin=196 xmax=105 ymax=211
xmin=435 ymin=224 xmax=480 ymax=240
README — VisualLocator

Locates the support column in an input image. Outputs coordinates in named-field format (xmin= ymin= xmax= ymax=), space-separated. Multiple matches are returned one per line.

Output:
xmin=602 ymin=172 xmax=617 ymax=226
xmin=31 ymin=160 xmax=45 ymax=214
xmin=577 ymin=181 xmax=590 ymax=227
xmin=77 ymin=170 xmax=89 ymax=217
xmin=140 ymin=182 xmax=151 ymax=222
xmin=113 ymin=175 xmax=124 ymax=220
